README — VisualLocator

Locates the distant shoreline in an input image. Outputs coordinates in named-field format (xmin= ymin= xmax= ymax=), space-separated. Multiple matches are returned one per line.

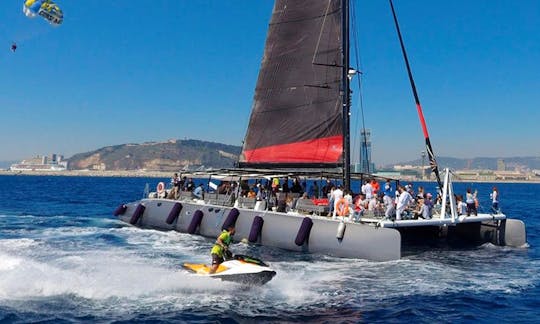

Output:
xmin=0 ymin=170 xmax=172 ymax=178
xmin=1 ymin=169 xmax=539 ymax=184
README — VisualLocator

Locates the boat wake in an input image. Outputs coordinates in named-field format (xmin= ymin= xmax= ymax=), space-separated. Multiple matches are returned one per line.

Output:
xmin=0 ymin=215 xmax=538 ymax=322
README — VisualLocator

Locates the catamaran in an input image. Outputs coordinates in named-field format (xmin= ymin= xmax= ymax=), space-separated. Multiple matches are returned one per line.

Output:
xmin=114 ymin=0 xmax=526 ymax=261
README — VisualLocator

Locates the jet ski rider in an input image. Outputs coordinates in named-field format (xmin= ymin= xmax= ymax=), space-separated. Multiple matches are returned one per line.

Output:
xmin=209 ymin=225 xmax=236 ymax=274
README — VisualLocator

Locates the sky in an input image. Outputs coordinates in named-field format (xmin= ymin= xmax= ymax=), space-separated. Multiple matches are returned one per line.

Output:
xmin=0 ymin=0 xmax=539 ymax=165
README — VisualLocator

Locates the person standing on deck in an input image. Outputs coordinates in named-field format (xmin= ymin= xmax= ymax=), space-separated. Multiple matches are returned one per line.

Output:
xmin=465 ymin=188 xmax=478 ymax=216
xmin=255 ymin=183 xmax=264 ymax=200
xmin=171 ymin=173 xmax=180 ymax=187
xmin=396 ymin=185 xmax=413 ymax=220
xmin=384 ymin=179 xmax=392 ymax=193
xmin=490 ymin=187 xmax=499 ymax=213
xmin=422 ymin=193 xmax=434 ymax=219
xmin=456 ymin=195 xmax=467 ymax=215
xmin=271 ymin=178 xmax=279 ymax=194
xmin=363 ymin=180 xmax=373 ymax=200
xmin=405 ymin=183 xmax=415 ymax=197
xmin=371 ymin=179 xmax=380 ymax=196
xmin=179 ymin=176 xmax=187 ymax=191
xmin=169 ymin=173 xmax=181 ymax=199
xmin=291 ymin=177 xmax=303 ymax=194
xmin=281 ymin=177 xmax=290 ymax=193
xmin=383 ymin=191 xmax=395 ymax=220
xmin=322 ymin=180 xmax=332 ymax=198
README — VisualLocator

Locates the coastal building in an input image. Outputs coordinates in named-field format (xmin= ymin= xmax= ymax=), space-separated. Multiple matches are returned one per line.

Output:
xmin=454 ymin=169 xmax=494 ymax=181
xmin=91 ymin=163 xmax=107 ymax=171
xmin=10 ymin=154 xmax=68 ymax=171
xmin=497 ymin=159 xmax=506 ymax=171
xmin=494 ymin=170 xmax=527 ymax=181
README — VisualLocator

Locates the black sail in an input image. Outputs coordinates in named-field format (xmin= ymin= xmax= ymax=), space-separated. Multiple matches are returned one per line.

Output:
xmin=239 ymin=0 xmax=343 ymax=168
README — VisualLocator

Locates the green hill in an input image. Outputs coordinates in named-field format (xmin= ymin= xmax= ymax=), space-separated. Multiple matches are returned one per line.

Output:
xmin=67 ymin=139 xmax=241 ymax=171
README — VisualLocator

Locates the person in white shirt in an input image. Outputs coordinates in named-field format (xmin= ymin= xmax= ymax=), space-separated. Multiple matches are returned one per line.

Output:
xmin=490 ymin=187 xmax=499 ymax=213
xmin=456 ymin=194 xmax=467 ymax=215
xmin=383 ymin=191 xmax=395 ymax=219
xmin=363 ymin=181 xmax=373 ymax=200
xmin=396 ymin=185 xmax=413 ymax=220
xmin=361 ymin=181 xmax=367 ymax=196
xmin=332 ymin=186 xmax=344 ymax=218
xmin=465 ymin=188 xmax=478 ymax=216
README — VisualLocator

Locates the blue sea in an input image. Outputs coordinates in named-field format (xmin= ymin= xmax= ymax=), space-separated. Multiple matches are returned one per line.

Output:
xmin=1 ymin=175 xmax=539 ymax=323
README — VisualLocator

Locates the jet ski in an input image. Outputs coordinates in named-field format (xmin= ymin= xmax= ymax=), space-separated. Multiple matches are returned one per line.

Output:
xmin=183 ymin=254 xmax=276 ymax=286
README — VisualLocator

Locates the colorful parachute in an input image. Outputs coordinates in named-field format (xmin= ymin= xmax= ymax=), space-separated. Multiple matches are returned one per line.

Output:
xmin=23 ymin=0 xmax=63 ymax=26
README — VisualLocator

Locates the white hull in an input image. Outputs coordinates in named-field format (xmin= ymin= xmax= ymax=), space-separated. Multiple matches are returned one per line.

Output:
xmin=184 ymin=257 xmax=277 ymax=286
xmin=116 ymin=198 xmax=402 ymax=261
xmin=114 ymin=170 xmax=526 ymax=261
xmin=114 ymin=199 xmax=527 ymax=262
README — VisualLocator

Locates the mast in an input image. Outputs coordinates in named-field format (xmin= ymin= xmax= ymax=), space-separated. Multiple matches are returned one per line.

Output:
xmin=342 ymin=0 xmax=351 ymax=191
xmin=389 ymin=0 xmax=443 ymax=190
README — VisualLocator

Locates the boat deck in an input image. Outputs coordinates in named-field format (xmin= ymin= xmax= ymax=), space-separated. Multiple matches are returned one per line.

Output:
xmin=361 ymin=213 xmax=506 ymax=228
xmin=283 ymin=209 xmax=506 ymax=228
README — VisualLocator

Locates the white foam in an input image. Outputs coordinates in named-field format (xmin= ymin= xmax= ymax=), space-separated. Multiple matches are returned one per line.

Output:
xmin=0 ymin=253 xmax=23 ymax=271
xmin=1 ymin=216 xmax=538 ymax=318
xmin=0 ymin=248 xmax=230 ymax=300
xmin=0 ymin=238 xmax=39 ymax=250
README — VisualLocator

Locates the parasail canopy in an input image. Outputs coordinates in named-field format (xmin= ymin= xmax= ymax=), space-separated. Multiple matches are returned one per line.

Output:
xmin=23 ymin=0 xmax=63 ymax=26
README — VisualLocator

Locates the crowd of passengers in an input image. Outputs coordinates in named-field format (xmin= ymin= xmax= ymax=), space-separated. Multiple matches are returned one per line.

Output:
xmin=323 ymin=179 xmax=438 ymax=221
xmin=165 ymin=173 xmax=499 ymax=221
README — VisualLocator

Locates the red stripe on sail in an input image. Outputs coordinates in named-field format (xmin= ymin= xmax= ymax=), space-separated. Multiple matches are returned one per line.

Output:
xmin=243 ymin=136 xmax=343 ymax=163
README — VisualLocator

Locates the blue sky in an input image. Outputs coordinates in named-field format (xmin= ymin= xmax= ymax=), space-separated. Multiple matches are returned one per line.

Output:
xmin=1 ymin=1 xmax=538 ymax=165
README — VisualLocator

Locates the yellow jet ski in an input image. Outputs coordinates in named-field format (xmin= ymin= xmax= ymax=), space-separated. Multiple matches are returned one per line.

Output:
xmin=183 ymin=254 xmax=276 ymax=286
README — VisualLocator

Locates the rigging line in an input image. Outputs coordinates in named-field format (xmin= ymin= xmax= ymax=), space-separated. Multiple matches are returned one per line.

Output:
xmin=389 ymin=0 xmax=443 ymax=191
xmin=349 ymin=1 xmax=358 ymax=166
xmin=350 ymin=0 xmax=369 ymax=173
xmin=312 ymin=0 xmax=333 ymax=64
xmin=349 ymin=0 xmax=359 ymax=166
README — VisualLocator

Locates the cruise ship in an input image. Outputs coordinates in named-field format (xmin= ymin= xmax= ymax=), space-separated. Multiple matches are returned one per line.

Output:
xmin=10 ymin=154 xmax=68 ymax=171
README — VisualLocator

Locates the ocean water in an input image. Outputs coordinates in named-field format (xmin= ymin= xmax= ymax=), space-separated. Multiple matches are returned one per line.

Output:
xmin=0 ymin=175 xmax=539 ymax=323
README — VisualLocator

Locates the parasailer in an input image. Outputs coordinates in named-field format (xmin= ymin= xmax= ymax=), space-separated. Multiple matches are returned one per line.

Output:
xmin=23 ymin=0 xmax=63 ymax=26
xmin=11 ymin=43 xmax=17 ymax=52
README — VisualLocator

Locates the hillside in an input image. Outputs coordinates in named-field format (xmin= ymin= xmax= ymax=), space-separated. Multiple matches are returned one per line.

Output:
xmin=62 ymin=139 xmax=540 ymax=172
xmin=393 ymin=156 xmax=540 ymax=170
xmin=67 ymin=139 xmax=242 ymax=171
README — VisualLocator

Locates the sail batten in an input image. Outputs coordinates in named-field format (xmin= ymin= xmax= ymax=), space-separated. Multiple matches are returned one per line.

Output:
xmin=240 ymin=0 xmax=343 ymax=168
